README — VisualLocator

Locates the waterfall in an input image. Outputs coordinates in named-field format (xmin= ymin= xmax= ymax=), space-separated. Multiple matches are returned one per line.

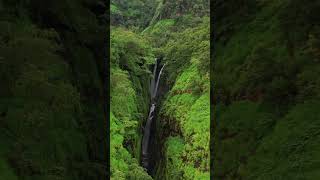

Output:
xmin=150 ymin=58 xmax=158 ymax=98
xmin=142 ymin=59 xmax=165 ymax=170
xmin=142 ymin=104 xmax=155 ymax=154
xmin=153 ymin=64 xmax=166 ymax=100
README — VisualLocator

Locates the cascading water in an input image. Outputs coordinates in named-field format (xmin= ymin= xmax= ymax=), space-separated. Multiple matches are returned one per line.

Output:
xmin=150 ymin=59 xmax=158 ymax=99
xmin=142 ymin=58 xmax=165 ymax=172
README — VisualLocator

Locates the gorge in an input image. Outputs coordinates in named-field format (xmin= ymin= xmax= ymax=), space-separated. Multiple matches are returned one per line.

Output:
xmin=110 ymin=0 xmax=210 ymax=179
xmin=141 ymin=59 xmax=165 ymax=172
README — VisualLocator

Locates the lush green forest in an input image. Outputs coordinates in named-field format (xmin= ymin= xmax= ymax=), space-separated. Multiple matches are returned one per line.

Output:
xmin=2 ymin=0 xmax=319 ymax=179
xmin=213 ymin=0 xmax=320 ymax=179
xmin=110 ymin=0 xmax=210 ymax=179
xmin=0 ymin=0 xmax=107 ymax=179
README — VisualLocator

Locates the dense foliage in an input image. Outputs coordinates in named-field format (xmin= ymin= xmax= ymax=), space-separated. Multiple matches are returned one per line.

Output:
xmin=0 ymin=0 xmax=107 ymax=179
xmin=110 ymin=0 xmax=157 ymax=29
xmin=110 ymin=0 xmax=210 ymax=179
xmin=140 ymin=1 xmax=210 ymax=179
xmin=110 ymin=27 xmax=154 ymax=179
xmin=149 ymin=18 xmax=210 ymax=179
xmin=213 ymin=0 xmax=320 ymax=179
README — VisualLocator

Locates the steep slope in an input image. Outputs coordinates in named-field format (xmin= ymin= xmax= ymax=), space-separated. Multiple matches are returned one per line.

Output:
xmin=148 ymin=20 xmax=210 ymax=180
xmin=110 ymin=28 xmax=153 ymax=179
xmin=142 ymin=1 xmax=210 ymax=178
xmin=110 ymin=0 xmax=157 ymax=29
xmin=110 ymin=0 xmax=210 ymax=179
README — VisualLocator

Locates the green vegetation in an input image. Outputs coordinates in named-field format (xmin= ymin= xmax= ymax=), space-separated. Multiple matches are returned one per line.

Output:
xmin=110 ymin=0 xmax=157 ymax=29
xmin=110 ymin=27 xmax=153 ymax=179
xmin=213 ymin=0 xmax=320 ymax=179
xmin=4 ymin=0 xmax=318 ymax=179
xmin=152 ymin=17 xmax=210 ymax=179
xmin=110 ymin=0 xmax=209 ymax=179
xmin=0 ymin=0 xmax=107 ymax=179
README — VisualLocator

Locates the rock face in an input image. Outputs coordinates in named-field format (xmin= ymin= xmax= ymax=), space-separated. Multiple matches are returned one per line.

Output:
xmin=0 ymin=0 xmax=107 ymax=179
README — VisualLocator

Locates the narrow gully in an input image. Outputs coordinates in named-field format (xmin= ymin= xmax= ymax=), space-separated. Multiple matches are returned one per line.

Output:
xmin=141 ymin=58 xmax=165 ymax=175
